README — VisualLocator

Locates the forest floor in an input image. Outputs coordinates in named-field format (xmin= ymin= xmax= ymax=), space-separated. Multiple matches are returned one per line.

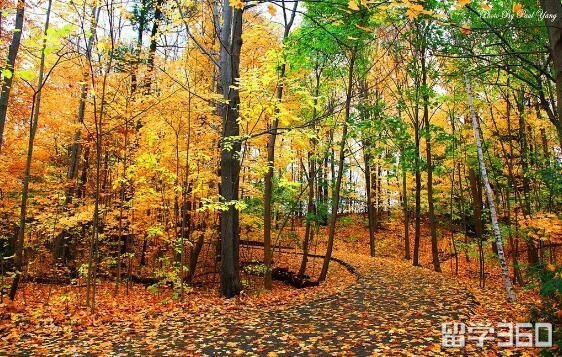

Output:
xmin=5 ymin=255 xmax=488 ymax=355
xmin=2 ymin=215 xmax=539 ymax=355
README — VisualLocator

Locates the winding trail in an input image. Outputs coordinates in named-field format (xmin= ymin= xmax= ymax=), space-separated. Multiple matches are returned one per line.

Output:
xmin=33 ymin=257 xmax=478 ymax=356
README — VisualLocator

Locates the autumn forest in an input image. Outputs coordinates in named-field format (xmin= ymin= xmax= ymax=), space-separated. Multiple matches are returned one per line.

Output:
xmin=1 ymin=0 xmax=562 ymax=354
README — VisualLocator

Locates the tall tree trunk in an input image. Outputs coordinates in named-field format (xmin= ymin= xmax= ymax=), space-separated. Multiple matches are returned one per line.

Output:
xmin=465 ymin=75 xmax=516 ymax=303
xmin=86 ymin=3 xmax=116 ymax=311
xmin=468 ymin=168 xmax=484 ymax=242
xmin=9 ymin=0 xmax=51 ymax=300
xmin=145 ymin=0 xmax=164 ymax=92
xmin=491 ymin=88 xmax=523 ymax=283
xmin=401 ymin=150 xmax=410 ymax=259
xmin=131 ymin=0 xmax=146 ymax=96
xmin=412 ymin=109 xmax=421 ymax=266
xmin=299 ymin=61 xmax=320 ymax=277
xmin=263 ymin=61 xmax=286 ymax=290
xmin=319 ymin=50 xmax=355 ymax=282
xmin=421 ymin=47 xmax=441 ymax=272
xmin=468 ymin=167 xmax=485 ymax=286
xmin=263 ymin=2 xmax=299 ymax=288
xmin=364 ymin=147 xmax=375 ymax=257
xmin=515 ymin=92 xmax=539 ymax=265
xmin=0 ymin=0 xmax=25 ymax=150
xmin=449 ymin=162 xmax=459 ymax=275
xmin=299 ymin=153 xmax=315 ymax=277
xmin=218 ymin=2 xmax=243 ymax=298
xmin=539 ymin=0 xmax=562 ymax=149
xmin=67 ymin=7 xmax=98 ymax=192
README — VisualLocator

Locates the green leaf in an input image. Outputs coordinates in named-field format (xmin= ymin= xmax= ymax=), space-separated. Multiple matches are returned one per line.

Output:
xmin=2 ymin=69 xmax=13 ymax=79
xmin=17 ymin=69 xmax=34 ymax=81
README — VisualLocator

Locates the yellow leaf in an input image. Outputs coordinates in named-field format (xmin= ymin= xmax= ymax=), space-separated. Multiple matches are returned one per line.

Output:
xmin=267 ymin=3 xmax=277 ymax=16
xmin=355 ymin=23 xmax=371 ymax=31
xmin=513 ymin=3 xmax=524 ymax=17
xmin=410 ymin=3 xmax=424 ymax=12
xmin=460 ymin=23 xmax=471 ymax=35
xmin=480 ymin=2 xmax=491 ymax=11
xmin=406 ymin=9 xmax=417 ymax=19
xmin=348 ymin=0 xmax=360 ymax=11
xmin=458 ymin=0 xmax=471 ymax=6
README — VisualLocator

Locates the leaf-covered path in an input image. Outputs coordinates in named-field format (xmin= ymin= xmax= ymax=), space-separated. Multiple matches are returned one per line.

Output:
xmin=27 ymin=256 xmax=480 ymax=356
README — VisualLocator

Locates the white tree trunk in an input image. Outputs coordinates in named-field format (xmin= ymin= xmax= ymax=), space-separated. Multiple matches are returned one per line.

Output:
xmin=464 ymin=74 xmax=516 ymax=303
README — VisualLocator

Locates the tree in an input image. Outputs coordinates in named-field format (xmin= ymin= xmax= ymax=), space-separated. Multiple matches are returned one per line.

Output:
xmin=263 ymin=0 xmax=298 ymax=290
xmin=218 ymin=1 xmax=244 ymax=298
xmin=464 ymin=74 xmax=516 ymax=303
xmin=10 ymin=0 xmax=53 ymax=300
xmin=539 ymin=0 xmax=562 ymax=148
xmin=319 ymin=47 xmax=356 ymax=281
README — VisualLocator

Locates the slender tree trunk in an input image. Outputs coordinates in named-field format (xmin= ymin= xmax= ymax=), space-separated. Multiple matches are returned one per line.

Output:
xmin=263 ymin=2 xmax=298 ymax=289
xmin=9 ymin=0 xmax=51 ymax=300
xmin=86 ymin=5 xmax=115 ymax=311
xmin=299 ymin=153 xmax=315 ymax=277
xmin=468 ymin=167 xmax=485 ymax=286
xmin=515 ymin=93 xmax=539 ymax=266
xmin=449 ymin=165 xmax=458 ymax=275
xmin=401 ymin=150 xmax=410 ymax=259
xmin=364 ymin=147 xmax=375 ymax=257
xmin=413 ymin=114 xmax=421 ymax=266
xmin=465 ymin=75 xmax=516 ymax=303
xmin=319 ymin=50 xmax=355 ymax=282
xmin=145 ymin=0 xmax=164 ymax=92
xmin=130 ymin=0 xmax=146 ymax=96
xmin=421 ymin=48 xmax=441 ymax=272
xmin=263 ymin=63 xmax=286 ymax=290
xmin=490 ymin=89 xmax=523 ymax=284
xmin=539 ymin=0 xmax=562 ymax=149
xmin=299 ymin=62 xmax=320 ymax=277
xmin=449 ymin=113 xmax=458 ymax=273
xmin=0 ymin=0 xmax=25 ymax=150
xmin=180 ymin=92 xmax=192 ymax=295
xmin=67 ymin=7 xmax=98 ymax=200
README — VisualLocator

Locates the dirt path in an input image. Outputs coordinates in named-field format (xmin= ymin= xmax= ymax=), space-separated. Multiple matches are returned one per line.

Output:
xmin=23 ymin=256 xmax=480 ymax=356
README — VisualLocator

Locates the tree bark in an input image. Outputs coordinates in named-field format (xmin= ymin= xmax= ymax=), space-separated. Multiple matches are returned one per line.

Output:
xmin=421 ymin=47 xmax=440 ymax=272
xmin=412 ymin=105 xmax=421 ymax=266
xmin=364 ymin=146 xmax=375 ymax=257
xmin=0 ymin=0 xmax=25 ymax=150
xmin=402 ymin=150 xmax=410 ymax=260
xmin=319 ymin=50 xmax=355 ymax=282
xmin=218 ymin=2 xmax=243 ymax=298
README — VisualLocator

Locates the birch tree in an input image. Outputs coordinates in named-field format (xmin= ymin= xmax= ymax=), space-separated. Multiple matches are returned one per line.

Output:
xmin=464 ymin=74 xmax=516 ymax=303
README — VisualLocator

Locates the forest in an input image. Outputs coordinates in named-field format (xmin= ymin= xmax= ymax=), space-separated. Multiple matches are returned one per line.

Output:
xmin=0 ymin=0 xmax=562 ymax=354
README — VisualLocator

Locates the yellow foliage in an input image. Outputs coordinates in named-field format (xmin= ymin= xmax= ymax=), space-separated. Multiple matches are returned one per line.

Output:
xmin=480 ymin=2 xmax=491 ymax=11
xmin=460 ymin=23 xmax=471 ymax=35
xmin=267 ymin=3 xmax=277 ymax=16
xmin=348 ymin=0 xmax=360 ymax=11
xmin=230 ymin=0 xmax=244 ymax=10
